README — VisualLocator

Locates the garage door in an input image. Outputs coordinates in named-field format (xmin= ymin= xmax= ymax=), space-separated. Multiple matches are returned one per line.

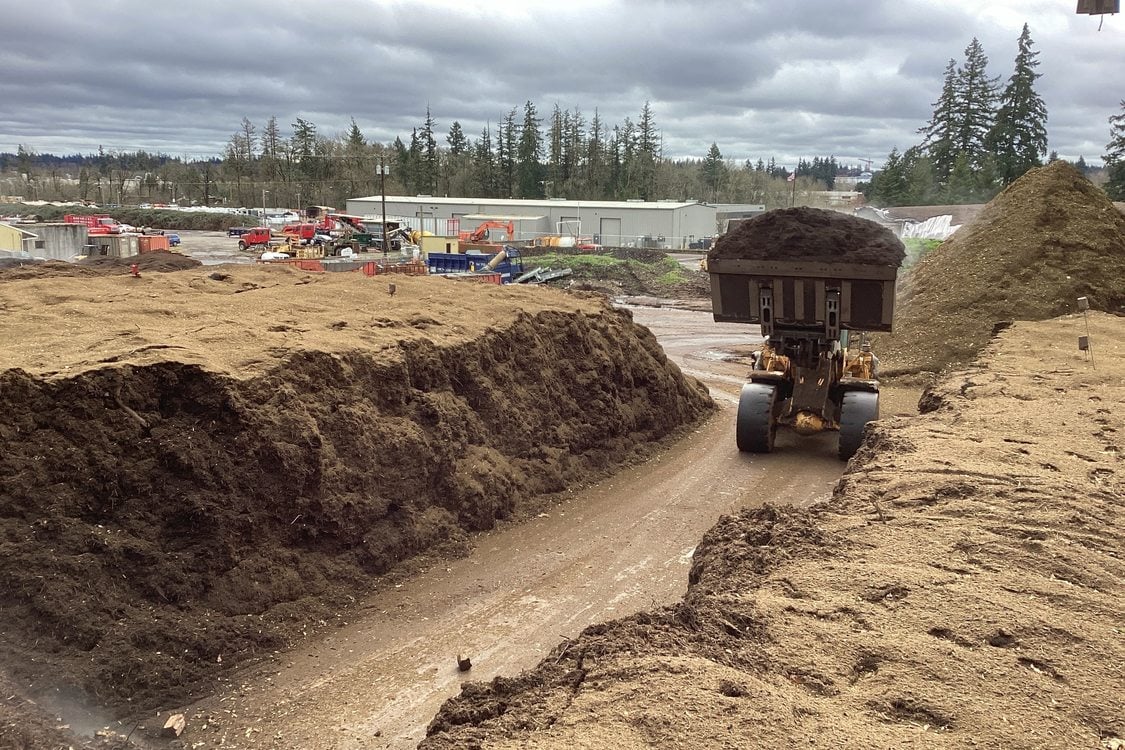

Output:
xmin=599 ymin=217 xmax=622 ymax=246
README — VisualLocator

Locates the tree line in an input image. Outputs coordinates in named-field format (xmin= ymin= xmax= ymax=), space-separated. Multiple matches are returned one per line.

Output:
xmin=3 ymin=103 xmax=861 ymax=211
xmin=864 ymin=24 xmax=1122 ymax=205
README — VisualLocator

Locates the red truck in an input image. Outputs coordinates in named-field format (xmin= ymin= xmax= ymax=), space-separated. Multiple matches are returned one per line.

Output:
xmin=65 ymin=214 xmax=121 ymax=234
xmin=281 ymin=223 xmax=319 ymax=242
xmin=236 ymin=227 xmax=280 ymax=250
xmin=64 ymin=213 xmax=112 ymax=227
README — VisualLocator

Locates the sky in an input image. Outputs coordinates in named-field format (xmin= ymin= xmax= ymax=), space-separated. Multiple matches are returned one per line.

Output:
xmin=1 ymin=0 xmax=1122 ymax=168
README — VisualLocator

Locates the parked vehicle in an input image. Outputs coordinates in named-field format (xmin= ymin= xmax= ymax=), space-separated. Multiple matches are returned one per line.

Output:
xmin=227 ymin=226 xmax=254 ymax=237
xmin=167 ymin=233 xmax=181 ymax=247
xmin=236 ymin=227 xmax=277 ymax=251
xmin=282 ymin=223 xmax=319 ymax=242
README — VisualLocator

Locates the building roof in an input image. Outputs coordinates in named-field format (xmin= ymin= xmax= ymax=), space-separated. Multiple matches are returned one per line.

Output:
xmin=0 ymin=222 xmax=38 ymax=239
xmin=352 ymin=195 xmax=709 ymax=211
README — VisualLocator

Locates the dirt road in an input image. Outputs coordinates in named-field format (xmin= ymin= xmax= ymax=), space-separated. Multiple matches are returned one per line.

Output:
xmin=157 ymin=304 xmax=853 ymax=749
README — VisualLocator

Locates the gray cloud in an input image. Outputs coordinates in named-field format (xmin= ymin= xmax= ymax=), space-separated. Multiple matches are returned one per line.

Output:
xmin=1 ymin=0 xmax=1121 ymax=165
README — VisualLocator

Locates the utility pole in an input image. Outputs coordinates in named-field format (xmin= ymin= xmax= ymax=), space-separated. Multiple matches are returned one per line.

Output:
xmin=377 ymin=157 xmax=389 ymax=257
xmin=262 ymin=189 xmax=269 ymax=228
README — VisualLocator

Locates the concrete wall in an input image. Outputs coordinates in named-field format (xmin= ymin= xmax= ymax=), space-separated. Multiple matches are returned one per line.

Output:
xmin=25 ymin=223 xmax=88 ymax=259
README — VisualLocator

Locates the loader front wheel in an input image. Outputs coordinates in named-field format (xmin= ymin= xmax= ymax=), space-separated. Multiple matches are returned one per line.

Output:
xmin=736 ymin=383 xmax=778 ymax=453
xmin=838 ymin=390 xmax=879 ymax=461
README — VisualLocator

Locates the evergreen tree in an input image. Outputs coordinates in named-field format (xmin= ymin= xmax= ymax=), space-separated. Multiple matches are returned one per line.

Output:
xmin=472 ymin=124 xmax=497 ymax=198
xmin=446 ymin=121 xmax=467 ymax=156
xmin=701 ymin=143 xmax=725 ymax=199
xmin=986 ymin=24 xmax=1048 ymax=185
xmin=498 ymin=109 xmax=517 ymax=197
xmin=343 ymin=118 xmax=368 ymax=198
xmin=945 ymin=153 xmax=978 ymax=203
xmin=586 ymin=109 xmax=606 ymax=197
xmin=419 ymin=108 xmax=438 ymax=194
xmin=517 ymin=100 xmax=544 ymax=198
xmin=902 ymin=147 xmax=936 ymax=205
xmin=869 ymin=148 xmax=909 ymax=206
xmin=955 ymin=38 xmax=1000 ymax=170
xmin=564 ymin=107 xmax=585 ymax=189
xmin=1105 ymin=100 xmax=1125 ymax=199
xmin=919 ymin=59 xmax=959 ymax=181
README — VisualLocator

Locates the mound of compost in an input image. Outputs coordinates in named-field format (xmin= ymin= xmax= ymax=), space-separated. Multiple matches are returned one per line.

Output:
xmin=422 ymin=312 xmax=1125 ymax=750
xmin=0 ymin=251 xmax=200 ymax=281
xmin=79 ymin=251 xmax=202 ymax=273
xmin=0 ymin=268 xmax=712 ymax=714
xmin=707 ymin=207 xmax=905 ymax=266
xmin=878 ymin=160 xmax=1125 ymax=373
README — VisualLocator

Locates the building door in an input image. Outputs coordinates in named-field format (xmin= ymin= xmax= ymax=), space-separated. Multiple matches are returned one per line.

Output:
xmin=599 ymin=217 xmax=621 ymax=246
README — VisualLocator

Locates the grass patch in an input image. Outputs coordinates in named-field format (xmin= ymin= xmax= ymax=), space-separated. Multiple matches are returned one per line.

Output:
xmin=903 ymin=238 xmax=943 ymax=268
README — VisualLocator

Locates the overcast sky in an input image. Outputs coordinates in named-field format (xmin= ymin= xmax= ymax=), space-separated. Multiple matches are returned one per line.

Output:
xmin=1 ymin=0 xmax=1121 ymax=168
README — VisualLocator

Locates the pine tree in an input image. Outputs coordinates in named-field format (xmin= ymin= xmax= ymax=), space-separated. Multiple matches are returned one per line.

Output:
xmin=343 ymin=118 xmax=368 ymax=198
xmin=586 ymin=109 xmax=606 ymax=197
xmin=869 ymin=148 xmax=909 ymax=206
xmin=701 ymin=143 xmax=725 ymax=199
xmin=420 ymin=108 xmax=438 ymax=194
xmin=472 ymin=124 xmax=497 ymax=197
xmin=517 ymin=100 xmax=544 ymax=198
xmin=955 ymin=38 xmax=1000 ymax=170
xmin=499 ymin=109 xmax=517 ymax=197
xmin=919 ymin=59 xmax=959 ymax=181
xmin=902 ymin=147 xmax=935 ymax=205
xmin=986 ymin=24 xmax=1048 ymax=185
xmin=547 ymin=104 xmax=564 ymax=194
xmin=446 ymin=121 xmax=467 ymax=156
xmin=1105 ymin=100 xmax=1125 ymax=199
xmin=945 ymin=153 xmax=978 ymax=203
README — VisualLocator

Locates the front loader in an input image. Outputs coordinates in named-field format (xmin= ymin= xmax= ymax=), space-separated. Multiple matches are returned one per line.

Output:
xmin=709 ymin=255 xmax=899 ymax=461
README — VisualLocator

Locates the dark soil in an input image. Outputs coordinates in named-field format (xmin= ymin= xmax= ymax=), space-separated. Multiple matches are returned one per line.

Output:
xmin=877 ymin=160 xmax=1125 ymax=374
xmin=0 ymin=251 xmax=201 ymax=281
xmin=0 ymin=270 xmax=713 ymax=719
xmin=707 ymin=207 xmax=905 ymax=266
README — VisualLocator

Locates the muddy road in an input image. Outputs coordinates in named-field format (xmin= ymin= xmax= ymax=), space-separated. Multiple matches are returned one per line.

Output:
xmin=163 ymin=304 xmax=867 ymax=750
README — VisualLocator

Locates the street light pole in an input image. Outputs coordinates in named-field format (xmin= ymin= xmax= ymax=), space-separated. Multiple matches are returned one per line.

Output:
xmin=377 ymin=157 xmax=389 ymax=257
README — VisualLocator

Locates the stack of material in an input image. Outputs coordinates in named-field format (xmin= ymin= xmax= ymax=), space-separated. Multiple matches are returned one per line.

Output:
xmin=707 ymin=207 xmax=905 ymax=266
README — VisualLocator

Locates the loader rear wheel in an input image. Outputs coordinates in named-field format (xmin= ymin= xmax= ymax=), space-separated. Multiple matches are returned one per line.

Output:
xmin=838 ymin=390 xmax=879 ymax=461
xmin=736 ymin=383 xmax=778 ymax=453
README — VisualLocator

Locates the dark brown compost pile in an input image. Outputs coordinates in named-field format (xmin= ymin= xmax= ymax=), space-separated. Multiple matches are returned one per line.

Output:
xmin=708 ymin=207 xmax=905 ymax=266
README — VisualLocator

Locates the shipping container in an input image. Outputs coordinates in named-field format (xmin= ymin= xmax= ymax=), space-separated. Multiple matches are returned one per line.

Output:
xmin=137 ymin=235 xmax=170 ymax=253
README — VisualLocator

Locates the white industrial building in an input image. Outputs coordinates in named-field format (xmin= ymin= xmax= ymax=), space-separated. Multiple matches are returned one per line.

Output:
xmin=345 ymin=195 xmax=718 ymax=249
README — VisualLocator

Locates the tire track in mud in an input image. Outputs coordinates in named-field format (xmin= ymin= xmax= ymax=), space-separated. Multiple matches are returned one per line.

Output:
xmin=168 ymin=304 xmax=845 ymax=750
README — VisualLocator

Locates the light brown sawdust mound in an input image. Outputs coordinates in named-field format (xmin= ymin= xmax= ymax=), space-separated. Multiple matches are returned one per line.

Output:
xmin=878 ymin=160 xmax=1125 ymax=374
xmin=422 ymin=311 xmax=1124 ymax=750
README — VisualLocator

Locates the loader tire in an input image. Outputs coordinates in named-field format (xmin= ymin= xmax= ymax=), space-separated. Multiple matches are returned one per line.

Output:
xmin=838 ymin=390 xmax=879 ymax=461
xmin=736 ymin=383 xmax=778 ymax=453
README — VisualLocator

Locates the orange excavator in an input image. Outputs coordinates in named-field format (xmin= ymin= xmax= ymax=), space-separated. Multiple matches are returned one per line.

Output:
xmin=459 ymin=220 xmax=514 ymax=244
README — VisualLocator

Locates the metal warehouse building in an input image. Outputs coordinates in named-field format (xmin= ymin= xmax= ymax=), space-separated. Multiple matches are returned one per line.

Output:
xmin=345 ymin=195 xmax=717 ymax=249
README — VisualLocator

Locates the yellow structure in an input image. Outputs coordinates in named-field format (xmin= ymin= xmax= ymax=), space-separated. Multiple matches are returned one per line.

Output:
xmin=0 ymin=222 xmax=37 ymax=253
xmin=420 ymin=235 xmax=459 ymax=256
